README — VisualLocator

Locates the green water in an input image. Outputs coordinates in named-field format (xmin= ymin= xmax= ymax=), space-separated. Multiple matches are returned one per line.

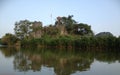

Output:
xmin=0 ymin=47 xmax=120 ymax=75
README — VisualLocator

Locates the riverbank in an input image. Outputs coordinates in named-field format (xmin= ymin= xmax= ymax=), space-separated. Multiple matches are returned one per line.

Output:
xmin=20 ymin=36 xmax=120 ymax=50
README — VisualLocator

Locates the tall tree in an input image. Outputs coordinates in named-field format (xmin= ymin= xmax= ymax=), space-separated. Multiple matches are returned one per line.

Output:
xmin=74 ymin=23 xmax=94 ymax=36
xmin=61 ymin=15 xmax=77 ymax=34
xmin=14 ymin=20 xmax=32 ymax=39
xmin=55 ymin=15 xmax=93 ymax=36
xmin=55 ymin=15 xmax=77 ymax=34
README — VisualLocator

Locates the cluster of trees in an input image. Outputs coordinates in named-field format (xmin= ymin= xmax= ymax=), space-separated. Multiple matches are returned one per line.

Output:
xmin=13 ymin=15 xmax=93 ymax=39
xmin=14 ymin=20 xmax=33 ymax=39
xmin=1 ymin=32 xmax=119 ymax=50
xmin=1 ymin=33 xmax=19 ymax=46
xmin=0 ymin=39 xmax=2 ymax=45
xmin=43 ymin=25 xmax=60 ymax=37
xmin=55 ymin=15 xmax=93 ymax=35
xmin=0 ymin=15 xmax=120 ymax=50
xmin=0 ymin=38 xmax=1 ymax=42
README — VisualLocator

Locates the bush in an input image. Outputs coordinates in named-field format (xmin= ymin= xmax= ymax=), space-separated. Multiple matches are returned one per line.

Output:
xmin=21 ymin=35 xmax=120 ymax=50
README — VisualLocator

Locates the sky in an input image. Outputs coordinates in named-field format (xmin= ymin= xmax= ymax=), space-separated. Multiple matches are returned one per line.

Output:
xmin=0 ymin=0 xmax=120 ymax=38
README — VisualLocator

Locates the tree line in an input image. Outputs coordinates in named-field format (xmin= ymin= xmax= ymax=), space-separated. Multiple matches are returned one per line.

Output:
xmin=0 ymin=15 xmax=120 ymax=50
xmin=21 ymin=35 xmax=120 ymax=50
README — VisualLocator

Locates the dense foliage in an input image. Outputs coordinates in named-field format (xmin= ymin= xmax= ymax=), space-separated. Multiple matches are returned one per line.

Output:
xmin=1 ymin=15 xmax=119 ymax=50
xmin=1 ymin=33 xmax=19 ymax=46
xmin=14 ymin=20 xmax=32 ymax=39
xmin=0 ymin=39 xmax=2 ymax=44
xmin=21 ymin=35 xmax=120 ymax=50
xmin=14 ymin=15 xmax=93 ymax=39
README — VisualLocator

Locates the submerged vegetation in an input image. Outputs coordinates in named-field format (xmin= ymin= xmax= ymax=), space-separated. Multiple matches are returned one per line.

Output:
xmin=1 ymin=15 xmax=120 ymax=50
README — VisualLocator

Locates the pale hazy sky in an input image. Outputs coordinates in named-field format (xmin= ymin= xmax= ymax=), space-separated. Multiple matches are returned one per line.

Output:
xmin=0 ymin=0 xmax=120 ymax=38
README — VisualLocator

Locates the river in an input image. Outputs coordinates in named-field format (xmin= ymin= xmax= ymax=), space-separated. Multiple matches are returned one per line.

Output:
xmin=0 ymin=47 xmax=120 ymax=75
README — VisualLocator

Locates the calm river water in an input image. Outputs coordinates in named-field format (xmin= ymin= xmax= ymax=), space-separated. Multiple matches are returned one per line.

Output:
xmin=0 ymin=47 xmax=120 ymax=75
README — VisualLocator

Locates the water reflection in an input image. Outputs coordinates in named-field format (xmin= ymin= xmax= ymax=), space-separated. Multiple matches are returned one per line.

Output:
xmin=0 ymin=47 xmax=18 ymax=57
xmin=0 ymin=47 xmax=120 ymax=75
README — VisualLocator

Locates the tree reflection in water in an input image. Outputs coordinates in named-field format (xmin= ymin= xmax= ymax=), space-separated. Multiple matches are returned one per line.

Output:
xmin=0 ymin=47 xmax=120 ymax=75
xmin=13 ymin=48 xmax=94 ymax=75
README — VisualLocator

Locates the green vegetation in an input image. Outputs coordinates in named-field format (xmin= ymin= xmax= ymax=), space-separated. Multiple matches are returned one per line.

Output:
xmin=0 ymin=38 xmax=2 ymax=44
xmin=14 ymin=15 xmax=93 ymax=39
xmin=1 ymin=33 xmax=19 ymax=46
xmin=14 ymin=20 xmax=32 ymax=39
xmin=21 ymin=35 xmax=120 ymax=50
xmin=1 ymin=15 xmax=120 ymax=50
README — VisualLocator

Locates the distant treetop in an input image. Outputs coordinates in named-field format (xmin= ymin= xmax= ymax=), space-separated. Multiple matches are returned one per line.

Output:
xmin=95 ymin=32 xmax=114 ymax=37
